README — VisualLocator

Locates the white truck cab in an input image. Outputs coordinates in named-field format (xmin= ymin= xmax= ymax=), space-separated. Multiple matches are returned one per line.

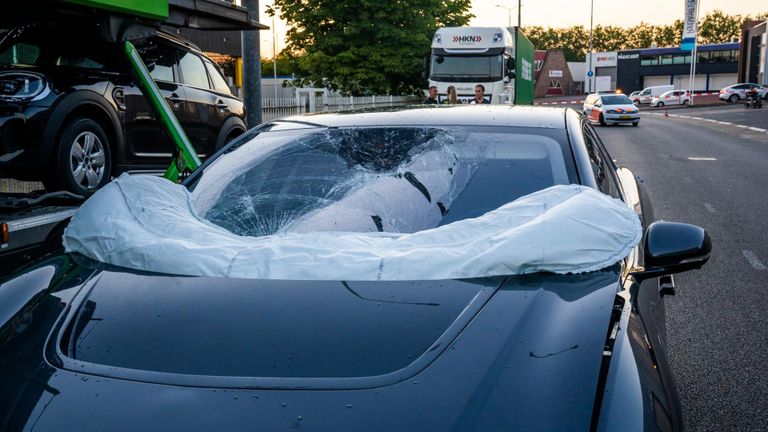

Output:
xmin=428 ymin=27 xmax=528 ymax=105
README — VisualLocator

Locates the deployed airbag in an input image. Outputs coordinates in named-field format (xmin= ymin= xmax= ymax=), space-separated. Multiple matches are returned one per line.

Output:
xmin=63 ymin=175 xmax=642 ymax=280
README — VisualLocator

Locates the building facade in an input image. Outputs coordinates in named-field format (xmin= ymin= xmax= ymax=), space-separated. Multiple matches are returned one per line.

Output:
xmin=586 ymin=43 xmax=739 ymax=94
xmin=739 ymin=20 xmax=768 ymax=85
xmin=534 ymin=50 xmax=577 ymax=97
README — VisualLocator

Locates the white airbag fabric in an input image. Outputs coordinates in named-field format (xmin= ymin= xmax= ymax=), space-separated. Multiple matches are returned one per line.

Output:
xmin=63 ymin=174 xmax=642 ymax=280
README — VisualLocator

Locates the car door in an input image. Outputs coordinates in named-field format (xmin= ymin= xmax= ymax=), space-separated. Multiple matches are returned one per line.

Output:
xmin=176 ymin=49 xmax=219 ymax=158
xmin=120 ymin=39 xmax=187 ymax=168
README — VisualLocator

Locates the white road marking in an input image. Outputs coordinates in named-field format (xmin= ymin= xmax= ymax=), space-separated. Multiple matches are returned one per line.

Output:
xmin=687 ymin=157 xmax=717 ymax=161
xmin=742 ymin=250 xmax=766 ymax=271
xmin=640 ymin=113 xmax=768 ymax=135
xmin=703 ymin=202 xmax=716 ymax=213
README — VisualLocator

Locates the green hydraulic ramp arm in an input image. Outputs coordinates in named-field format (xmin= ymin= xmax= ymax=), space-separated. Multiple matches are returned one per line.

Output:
xmin=123 ymin=41 xmax=201 ymax=181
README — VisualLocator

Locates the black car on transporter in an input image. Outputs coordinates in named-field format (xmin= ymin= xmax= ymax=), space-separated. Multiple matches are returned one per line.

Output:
xmin=0 ymin=106 xmax=710 ymax=431
xmin=0 ymin=22 xmax=246 ymax=195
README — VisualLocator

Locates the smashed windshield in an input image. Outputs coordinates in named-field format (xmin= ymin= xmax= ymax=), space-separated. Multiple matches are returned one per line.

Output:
xmin=190 ymin=125 xmax=576 ymax=238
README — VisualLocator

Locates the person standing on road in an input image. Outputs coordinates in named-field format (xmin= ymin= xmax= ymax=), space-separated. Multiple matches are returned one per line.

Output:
xmin=470 ymin=84 xmax=489 ymax=104
xmin=443 ymin=85 xmax=458 ymax=104
xmin=424 ymin=86 xmax=439 ymax=104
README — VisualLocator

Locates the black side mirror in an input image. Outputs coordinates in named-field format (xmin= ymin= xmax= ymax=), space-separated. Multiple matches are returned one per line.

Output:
xmin=421 ymin=56 xmax=430 ymax=81
xmin=506 ymin=57 xmax=515 ymax=79
xmin=632 ymin=221 xmax=711 ymax=281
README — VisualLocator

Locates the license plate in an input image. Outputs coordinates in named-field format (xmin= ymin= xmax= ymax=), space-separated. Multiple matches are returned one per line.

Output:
xmin=620 ymin=115 xmax=632 ymax=119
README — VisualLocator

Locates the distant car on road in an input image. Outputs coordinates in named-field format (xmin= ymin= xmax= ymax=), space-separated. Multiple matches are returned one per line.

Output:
xmin=719 ymin=83 xmax=768 ymax=103
xmin=631 ymin=85 xmax=674 ymax=105
xmin=583 ymin=93 xmax=640 ymax=126
xmin=651 ymin=90 xmax=691 ymax=107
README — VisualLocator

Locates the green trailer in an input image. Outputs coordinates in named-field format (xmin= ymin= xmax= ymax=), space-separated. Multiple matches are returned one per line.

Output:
xmin=513 ymin=28 xmax=535 ymax=105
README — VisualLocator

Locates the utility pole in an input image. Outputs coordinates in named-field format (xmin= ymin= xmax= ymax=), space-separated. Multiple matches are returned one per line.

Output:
xmin=242 ymin=0 xmax=262 ymax=127
xmin=517 ymin=0 xmax=521 ymax=28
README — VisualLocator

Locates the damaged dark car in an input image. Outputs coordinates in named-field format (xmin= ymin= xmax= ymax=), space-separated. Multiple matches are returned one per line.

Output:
xmin=0 ymin=106 xmax=710 ymax=431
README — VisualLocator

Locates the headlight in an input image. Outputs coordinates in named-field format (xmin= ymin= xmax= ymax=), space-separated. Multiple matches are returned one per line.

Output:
xmin=0 ymin=72 xmax=47 ymax=101
xmin=607 ymin=109 xmax=618 ymax=114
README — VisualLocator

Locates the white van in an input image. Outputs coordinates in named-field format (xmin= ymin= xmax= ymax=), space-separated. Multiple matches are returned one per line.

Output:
xmin=630 ymin=85 xmax=674 ymax=105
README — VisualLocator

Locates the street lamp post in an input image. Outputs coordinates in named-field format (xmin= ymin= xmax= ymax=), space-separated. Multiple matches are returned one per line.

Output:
xmin=494 ymin=2 xmax=521 ymax=28
xmin=494 ymin=4 xmax=512 ymax=27
xmin=587 ymin=0 xmax=594 ymax=93
xmin=272 ymin=12 xmax=278 ymax=99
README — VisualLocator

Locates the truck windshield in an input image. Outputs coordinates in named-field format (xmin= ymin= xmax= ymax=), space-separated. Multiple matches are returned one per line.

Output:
xmin=430 ymin=54 xmax=504 ymax=82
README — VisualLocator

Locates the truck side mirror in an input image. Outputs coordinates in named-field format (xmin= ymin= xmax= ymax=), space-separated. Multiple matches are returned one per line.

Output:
xmin=506 ymin=58 xmax=516 ymax=80
xmin=421 ymin=56 xmax=430 ymax=81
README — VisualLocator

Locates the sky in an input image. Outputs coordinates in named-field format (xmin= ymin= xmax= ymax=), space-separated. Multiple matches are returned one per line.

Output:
xmin=258 ymin=0 xmax=767 ymax=58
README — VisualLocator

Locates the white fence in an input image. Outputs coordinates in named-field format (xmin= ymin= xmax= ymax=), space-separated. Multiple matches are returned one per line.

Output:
xmin=261 ymin=95 xmax=418 ymax=123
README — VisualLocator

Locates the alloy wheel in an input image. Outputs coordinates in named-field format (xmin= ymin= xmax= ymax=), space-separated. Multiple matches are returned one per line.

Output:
xmin=69 ymin=131 xmax=106 ymax=190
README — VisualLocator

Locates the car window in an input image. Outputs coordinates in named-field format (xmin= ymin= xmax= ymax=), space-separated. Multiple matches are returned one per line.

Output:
xmin=0 ymin=42 xmax=40 ymax=65
xmin=189 ymin=126 xmax=578 ymax=237
xmin=582 ymin=123 xmax=622 ymax=199
xmin=641 ymin=89 xmax=650 ymax=95
xmin=0 ymin=25 xmax=114 ymax=69
xmin=204 ymin=59 xmax=231 ymax=94
xmin=601 ymin=95 xmax=632 ymax=105
xmin=178 ymin=51 xmax=210 ymax=89
xmin=140 ymin=42 xmax=177 ymax=83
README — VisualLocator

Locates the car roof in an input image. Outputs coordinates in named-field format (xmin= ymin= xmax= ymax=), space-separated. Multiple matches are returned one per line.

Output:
xmin=279 ymin=105 xmax=569 ymax=129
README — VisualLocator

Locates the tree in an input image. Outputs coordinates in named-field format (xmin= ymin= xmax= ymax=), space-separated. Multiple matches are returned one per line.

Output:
xmin=269 ymin=0 xmax=473 ymax=95
xmin=261 ymin=52 xmax=293 ymax=77
xmin=698 ymin=10 xmax=743 ymax=44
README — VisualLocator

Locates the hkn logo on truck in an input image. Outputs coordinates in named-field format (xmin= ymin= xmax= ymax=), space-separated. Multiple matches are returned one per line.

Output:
xmin=453 ymin=35 xmax=482 ymax=44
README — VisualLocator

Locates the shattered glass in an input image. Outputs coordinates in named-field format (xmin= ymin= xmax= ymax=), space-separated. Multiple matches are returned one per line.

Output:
xmin=191 ymin=125 xmax=573 ymax=238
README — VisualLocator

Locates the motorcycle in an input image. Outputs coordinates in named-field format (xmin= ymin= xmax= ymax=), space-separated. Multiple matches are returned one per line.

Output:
xmin=745 ymin=93 xmax=763 ymax=109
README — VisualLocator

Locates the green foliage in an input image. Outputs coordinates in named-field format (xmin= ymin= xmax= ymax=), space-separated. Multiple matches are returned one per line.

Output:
xmin=269 ymin=0 xmax=473 ymax=95
xmin=261 ymin=53 xmax=293 ymax=77
xmin=525 ymin=10 xmax=766 ymax=61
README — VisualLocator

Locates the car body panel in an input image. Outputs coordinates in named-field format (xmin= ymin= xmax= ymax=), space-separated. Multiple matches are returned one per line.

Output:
xmin=0 ymin=257 xmax=620 ymax=431
xmin=651 ymin=90 xmax=690 ymax=107
xmin=718 ymin=83 xmax=768 ymax=102
xmin=582 ymin=94 xmax=639 ymax=125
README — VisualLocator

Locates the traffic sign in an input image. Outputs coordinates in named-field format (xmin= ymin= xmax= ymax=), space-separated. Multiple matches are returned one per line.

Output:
xmin=587 ymin=71 xmax=594 ymax=78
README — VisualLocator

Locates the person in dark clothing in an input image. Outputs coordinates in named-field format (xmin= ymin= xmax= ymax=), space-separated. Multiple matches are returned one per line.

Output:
xmin=424 ymin=86 xmax=439 ymax=104
xmin=470 ymin=84 xmax=490 ymax=104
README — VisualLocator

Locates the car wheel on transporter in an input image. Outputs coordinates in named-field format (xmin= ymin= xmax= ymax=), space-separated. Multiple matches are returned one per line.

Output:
xmin=47 ymin=117 xmax=112 ymax=195
xmin=656 ymin=101 xmax=665 ymax=107
xmin=728 ymin=94 xmax=739 ymax=103
xmin=599 ymin=113 xmax=607 ymax=126
xmin=633 ymin=100 xmax=639 ymax=106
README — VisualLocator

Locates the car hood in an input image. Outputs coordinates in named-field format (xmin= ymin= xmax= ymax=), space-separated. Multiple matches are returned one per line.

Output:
xmin=0 ymin=257 xmax=621 ymax=431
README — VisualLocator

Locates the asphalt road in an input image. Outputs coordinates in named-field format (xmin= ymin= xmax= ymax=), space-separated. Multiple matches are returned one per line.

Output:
xmin=596 ymin=105 xmax=768 ymax=432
